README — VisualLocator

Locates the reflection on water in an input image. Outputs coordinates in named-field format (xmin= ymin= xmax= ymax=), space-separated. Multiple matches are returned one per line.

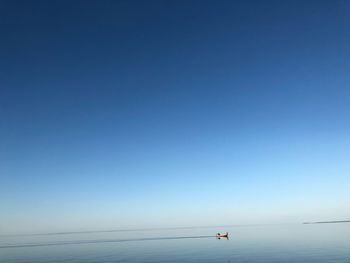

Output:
xmin=216 ymin=236 xmax=229 ymax=240
xmin=1 ymin=223 xmax=350 ymax=262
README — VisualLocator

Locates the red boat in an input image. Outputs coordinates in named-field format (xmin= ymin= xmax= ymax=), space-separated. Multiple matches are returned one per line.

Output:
xmin=216 ymin=232 xmax=228 ymax=238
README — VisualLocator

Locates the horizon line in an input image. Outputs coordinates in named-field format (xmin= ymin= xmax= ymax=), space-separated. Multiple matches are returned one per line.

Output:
xmin=0 ymin=222 xmax=295 ymax=237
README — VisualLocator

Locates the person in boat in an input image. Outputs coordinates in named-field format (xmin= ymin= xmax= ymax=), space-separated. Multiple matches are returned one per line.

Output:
xmin=216 ymin=232 xmax=228 ymax=237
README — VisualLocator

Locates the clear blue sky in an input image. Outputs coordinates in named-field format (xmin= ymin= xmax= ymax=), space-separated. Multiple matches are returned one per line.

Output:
xmin=1 ymin=0 xmax=350 ymax=234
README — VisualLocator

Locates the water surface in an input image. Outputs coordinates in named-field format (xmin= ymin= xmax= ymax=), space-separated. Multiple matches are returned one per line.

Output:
xmin=1 ymin=223 xmax=350 ymax=262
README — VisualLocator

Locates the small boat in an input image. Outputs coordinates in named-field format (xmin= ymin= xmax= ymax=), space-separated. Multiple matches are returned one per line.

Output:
xmin=216 ymin=232 xmax=228 ymax=238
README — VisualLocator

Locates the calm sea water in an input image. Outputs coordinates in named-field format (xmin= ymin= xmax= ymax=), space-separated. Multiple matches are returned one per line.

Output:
xmin=1 ymin=223 xmax=350 ymax=262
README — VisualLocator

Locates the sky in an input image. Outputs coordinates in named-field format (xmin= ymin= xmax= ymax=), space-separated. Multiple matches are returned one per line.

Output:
xmin=1 ymin=0 xmax=350 ymax=234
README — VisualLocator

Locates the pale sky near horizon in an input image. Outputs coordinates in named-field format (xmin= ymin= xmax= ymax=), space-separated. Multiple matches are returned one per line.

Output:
xmin=1 ymin=0 xmax=350 ymax=234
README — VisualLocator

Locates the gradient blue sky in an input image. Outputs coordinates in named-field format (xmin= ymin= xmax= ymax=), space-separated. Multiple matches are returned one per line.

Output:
xmin=1 ymin=0 xmax=350 ymax=234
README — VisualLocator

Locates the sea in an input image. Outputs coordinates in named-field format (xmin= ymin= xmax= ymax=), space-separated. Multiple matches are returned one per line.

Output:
xmin=1 ymin=223 xmax=350 ymax=262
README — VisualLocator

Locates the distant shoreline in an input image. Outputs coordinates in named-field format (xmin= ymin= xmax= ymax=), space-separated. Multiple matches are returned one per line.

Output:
xmin=303 ymin=220 xmax=350 ymax=224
